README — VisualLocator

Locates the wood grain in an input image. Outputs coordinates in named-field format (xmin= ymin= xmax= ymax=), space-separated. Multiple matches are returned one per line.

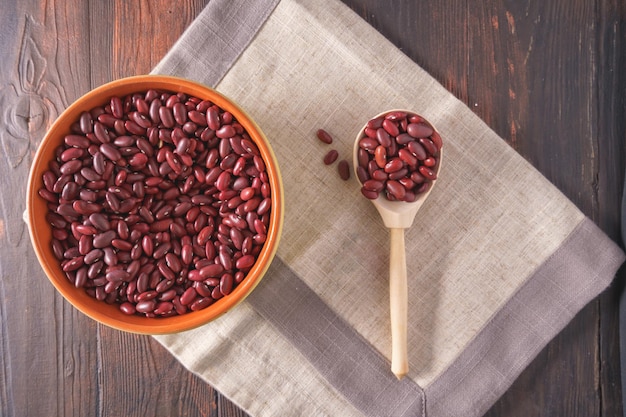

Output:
xmin=1 ymin=0 xmax=624 ymax=416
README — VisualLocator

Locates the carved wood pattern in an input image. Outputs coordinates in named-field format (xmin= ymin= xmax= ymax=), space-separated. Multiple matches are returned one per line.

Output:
xmin=0 ymin=14 xmax=66 ymax=246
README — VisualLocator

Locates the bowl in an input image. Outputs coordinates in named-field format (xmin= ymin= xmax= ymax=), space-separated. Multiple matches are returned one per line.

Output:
xmin=26 ymin=75 xmax=283 ymax=334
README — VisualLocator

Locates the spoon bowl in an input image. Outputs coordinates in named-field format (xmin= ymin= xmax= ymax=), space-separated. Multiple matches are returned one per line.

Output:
xmin=353 ymin=110 xmax=442 ymax=379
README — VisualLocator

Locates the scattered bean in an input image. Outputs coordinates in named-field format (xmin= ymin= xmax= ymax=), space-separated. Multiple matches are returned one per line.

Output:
xmin=316 ymin=129 xmax=333 ymax=144
xmin=323 ymin=150 xmax=339 ymax=165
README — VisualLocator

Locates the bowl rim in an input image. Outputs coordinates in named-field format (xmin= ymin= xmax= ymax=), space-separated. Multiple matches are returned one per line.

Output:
xmin=26 ymin=74 xmax=284 ymax=334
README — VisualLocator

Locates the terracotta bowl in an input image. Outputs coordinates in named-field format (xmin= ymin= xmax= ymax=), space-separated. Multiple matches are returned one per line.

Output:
xmin=26 ymin=75 xmax=283 ymax=334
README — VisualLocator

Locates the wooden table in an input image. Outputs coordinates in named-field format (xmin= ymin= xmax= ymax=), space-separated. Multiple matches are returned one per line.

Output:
xmin=1 ymin=1 xmax=623 ymax=416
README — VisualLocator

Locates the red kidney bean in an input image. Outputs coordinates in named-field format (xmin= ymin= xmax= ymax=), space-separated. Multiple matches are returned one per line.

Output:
xmin=215 ymin=171 xmax=231 ymax=191
xmin=419 ymin=165 xmax=437 ymax=180
xmin=154 ymin=301 xmax=173 ymax=315
xmin=137 ymin=290 xmax=158 ymax=302
xmin=75 ymin=267 xmax=88 ymax=288
xmin=199 ymin=263 xmax=224 ymax=278
xmin=374 ymin=146 xmax=387 ymax=169
xmin=190 ymin=297 xmax=213 ymax=311
xmin=135 ymin=300 xmax=156 ymax=314
xmin=63 ymin=256 xmax=84 ymax=272
xmin=89 ymin=213 xmax=110 ymax=231
xmin=316 ymin=129 xmax=333 ymax=144
xmin=384 ymin=158 xmax=404 ymax=173
xmin=111 ymin=239 xmax=132 ymax=252
xmin=382 ymin=119 xmax=400 ymax=137
xmin=256 ymin=198 xmax=271 ymax=216
xmin=119 ymin=302 xmax=136 ymax=315
xmin=65 ymin=134 xmax=91 ymax=148
xmin=364 ymin=179 xmax=384 ymax=193
xmin=323 ymin=150 xmax=339 ymax=165
xmin=61 ymin=147 xmax=85 ymax=161
xmin=388 ymin=168 xmax=408 ymax=181
xmin=165 ymin=253 xmax=182 ymax=273
xmin=181 ymin=244 xmax=193 ymax=265
xmin=430 ymin=131 xmax=443 ymax=150
xmin=386 ymin=180 xmax=406 ymax=200
xmin=103 ymin=247 xmax=118 ymax=266
xmin=376 ymin=128 xmax=392 ymax=147
xmin=361 ymin=188 xmax=379 ymax=199
xmin=78 ymin=235 xmax=92 ymax=255
xmin=210 ymin=285 xmax=224 ymax=300
xmin=79 ymin=112 xmax=93 ymax=134
xmin=216 ymin=125 xmax=235 ymax=139
xmin=235 ymin=255 xmax=255 ymax=270
xmin=423 ymin=157 xmax=437 ymax=167
xmin=93 ymin=230 xmax=116 ymax=248
xmin=84 ymin=248 xmax=103 ymax=264
xmin=407 ymin=123 xmax=433 ymax=138
xmin=106 ymin=269 xmax=130 ymax=282
xmin=220 ymin=273 xmax=233 ymax=296
xmin=337 ymin=160 xmax=350 ymax=180
xmin=155 ymin=277 xmax=175 ymax=293
xmin=180 ymin=287 xmax=197 ymax=306
xmin=359 ymin=137 xmax=378 ymax=151
xmin=99 ymin=143 xmax=121 ymax=162
xmin=59 ymin=160 xmax=83 ymax=175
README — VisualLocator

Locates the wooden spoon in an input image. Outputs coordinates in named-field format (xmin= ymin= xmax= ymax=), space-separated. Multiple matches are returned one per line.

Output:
xmin=353 ymin=110 xmax=442 ymax=379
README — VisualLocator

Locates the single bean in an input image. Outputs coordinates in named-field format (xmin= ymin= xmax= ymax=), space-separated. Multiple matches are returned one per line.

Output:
xmin=235 ymin=255 xmax=255 ymax=270
xmin=374 ymin=146 xmax=386 ymax=168
xmin=65 ymin=134 xmax=90 ymax=148
xmin=59 ymin=160 xmax=82 ymax=175
xmin=418 ymin=165 xmax=437 ymax=181
xmin=382 ymin=119 xmax=400 ymax=137
xmin=119 ymin=302 xmax=136 ymax=315
xmin=190 ymin=297 xmax=213 ymax=311
xmin=337 ymin=160 xmax=350 ymax=180
xmin=155 ymin=276 xmax=175 ymax=293
xmin=386 ymin=180 xmax=406 ymax=200
xmin=220 ymin=273 xmax=234 ymax=296
xmin=199 ymin=263 xmax=224 ymax=278
xmin=376 ymin=128 xmax=392 ymax=147
xmin=135 ymin=300 xmax=156 ymax=314
xmin=93 ymin=230 xmax=116 ymax=248
xmin=407 ymin=123 xmax=433 ymax=138
xmin=323 ymin=150 xmax=339 ymax=165
xmin=418 ymin=137 xmax=438 ymax=156
xmin=100 ymin=143 xmax=122 ymax=162
xmin=384 ymin=158 xmax=404 ymax=173
xmin=316 ymin=129 xmax=333 ymax=144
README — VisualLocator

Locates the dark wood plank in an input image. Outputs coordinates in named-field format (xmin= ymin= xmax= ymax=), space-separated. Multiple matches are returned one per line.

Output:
xmin=97 ymin=328 xmax=219 ymax=417
xmin=590 ymin=0 xmax=626 ymax=415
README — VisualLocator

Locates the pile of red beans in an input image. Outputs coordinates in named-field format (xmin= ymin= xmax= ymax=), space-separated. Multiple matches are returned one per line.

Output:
xmin=38 ymin=90 xmax=272 ymax=317
xmin=355 ymin=111 xmax=442 ymax=201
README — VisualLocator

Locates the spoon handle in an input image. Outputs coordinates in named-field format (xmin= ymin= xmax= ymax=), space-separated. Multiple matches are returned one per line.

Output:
xmin=389 ymin=227 xmax=408 ymax=379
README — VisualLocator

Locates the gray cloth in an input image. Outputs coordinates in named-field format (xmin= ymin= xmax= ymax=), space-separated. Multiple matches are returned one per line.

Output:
xmin=152 ymin=0 xmax=625 ymax=416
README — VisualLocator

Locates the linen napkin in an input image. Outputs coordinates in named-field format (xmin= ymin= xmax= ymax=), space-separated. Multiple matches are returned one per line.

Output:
xmin=151 ymin=0 xmax=626 ymax=416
